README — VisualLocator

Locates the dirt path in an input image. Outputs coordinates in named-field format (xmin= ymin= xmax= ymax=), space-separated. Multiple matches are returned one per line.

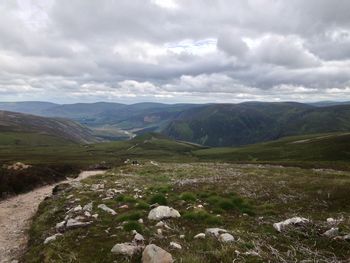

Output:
xmin=0 ymin=170 xmax=106 ymax=263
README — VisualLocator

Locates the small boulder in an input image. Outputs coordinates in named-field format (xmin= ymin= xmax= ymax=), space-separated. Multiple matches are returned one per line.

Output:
xmin=205 ymin=228 xmax=228 ymax=238
xmin=133 ymin=233 xmax=145 ymax=245
xmin=148 ymin=206 xmax=180 ymax=221
xmin=194 ymin=233 xmax=205 ymax=239
xmin=273 ymin=217 xmax=309 ymax=232
xmin=219 ymin=233 xmax=235 ymax=243
xmin=98 ymin=204 xmax=117 ymax=215
xmin=66 ymin=218 xmax=92 ymax=229
xmin=56 ymin=221 xmax=66 ymax=231
xmin=170 ymin=242 xmax=182 ymax=249
xmin=111 ymin=243 xmax=140 ymax=256
xmin=44 ymin=233 xmax=63 ymax=244
xmin=83 ymin=202 xmax=93 ymax=212
xmin=323 ymin=227 xmax=339 ymax=238
xmin=142 ymin=244 xmax=173 ymax=263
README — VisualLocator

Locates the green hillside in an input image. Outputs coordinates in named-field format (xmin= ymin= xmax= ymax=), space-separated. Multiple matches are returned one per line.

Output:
xmin=0 ymin=111 xmax=98 ymax=144
xmin=163 ymin=102 xmax=350 ymax=146
xmin=194 ymin=132 xmax=350 ymax=169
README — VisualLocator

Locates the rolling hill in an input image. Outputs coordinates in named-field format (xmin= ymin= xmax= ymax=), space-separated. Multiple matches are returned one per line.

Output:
xmin=163 ymin=102 xmax=350 ymax=146
xmin=0 ymin=111 xmax=98 ymax=144
xmin=2 ymin=101 xmax=350 ymax=147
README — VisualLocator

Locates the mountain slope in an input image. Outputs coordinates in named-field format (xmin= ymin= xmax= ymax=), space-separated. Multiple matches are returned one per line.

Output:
xmin=0 ymin=111 xmax=98 ymax=144
xmin=163 ymin=102 xmax=350 ymax=146
xmin=0 ymin=102 xmax=58 ymax=116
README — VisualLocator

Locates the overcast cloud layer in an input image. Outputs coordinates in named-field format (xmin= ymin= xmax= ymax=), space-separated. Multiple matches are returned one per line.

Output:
xmin=0 ymin=0 xmax=350 ymax=103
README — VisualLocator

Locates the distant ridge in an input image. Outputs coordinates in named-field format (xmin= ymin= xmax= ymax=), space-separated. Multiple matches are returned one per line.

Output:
xmin=0 ymin=110 xmax=98 ymax=144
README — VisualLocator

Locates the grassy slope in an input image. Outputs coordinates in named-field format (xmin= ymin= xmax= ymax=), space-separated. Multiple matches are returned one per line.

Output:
xmin=24 ymin=163 xmax=350 ymax=262
xmin=0 ymin=111 xmax=98 ymax=144
xmin=193 ymin=132 xmax=350 ymax=170
xmin=163 ymin=103 xmax=350 ymax=147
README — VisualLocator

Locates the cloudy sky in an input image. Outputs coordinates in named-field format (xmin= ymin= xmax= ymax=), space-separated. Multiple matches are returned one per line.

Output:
xmin=0 ymin=0 xmax=350 ymax=103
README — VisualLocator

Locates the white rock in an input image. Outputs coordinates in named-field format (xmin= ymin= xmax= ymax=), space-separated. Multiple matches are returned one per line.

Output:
xmin=142 ymin=244 xmax=173 ymax=263
xmin=133 ymin=233 xmax=145 ymax=244
xmin=156 ymin=221 xmax=165 ymax=227
xmin=219 ymin=233 xmax=235 ymax=243
xmin=148 ymin=206 xmax=180 ymax=220
xmin=84 ymin=211 xmax=91 ymax=217
xmin=179 ymin=234 xmax=185 ymax=239
xmin=323 ymin=227 xmax=339 ymax=238
xmin=111 ymin=243 xmax=140 ymax=256
xmin=273 ymin=217 xmax=309 ymax=232
xmin=98 ymin=204 xmax=117 ymax=215
xmin=66 ymin=218 xmax=92 ymax=229
xmin=138 ymin=218 xmax=144 ymax=224
xmin=92 ymin=214 xmax=99 ymax=219
xmin=343 ymin=234 xmax=350 ymax=241
xmin=83 ymin=202 xmax=93 ymax=212
xmin=73 ymin=205 xmax=82 ymax=212
xmin=44 ymin=233 xmax=63 ymax=244
xmin=157 ymin=229 xmax=163 ymax=235
xmin=170 ymin=242 xmax=182 ymax=249
xmin=55 ymin=221 xmax=66 ymax=230
xmin=205 ymin=228 xmax=228 ymax=238
xmin=194 ymin=233 xmax=206 ymax=239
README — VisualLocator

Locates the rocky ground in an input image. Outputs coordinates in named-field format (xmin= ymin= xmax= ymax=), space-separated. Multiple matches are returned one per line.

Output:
xmin=0 ymin=170 xmax=105 ymax=263
xmin=22 ymin=162 xmax=350 ymax=262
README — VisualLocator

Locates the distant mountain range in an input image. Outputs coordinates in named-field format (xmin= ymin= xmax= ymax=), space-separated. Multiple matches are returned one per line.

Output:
xmin=0 ymin=111 xmax=98 ymax=144
xmin=0 ymin=100 xmax=350 ymax=146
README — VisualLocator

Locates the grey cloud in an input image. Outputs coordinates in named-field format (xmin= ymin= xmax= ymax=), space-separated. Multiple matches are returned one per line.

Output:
xmin=0 ymin=0 xmax=349 ymax=103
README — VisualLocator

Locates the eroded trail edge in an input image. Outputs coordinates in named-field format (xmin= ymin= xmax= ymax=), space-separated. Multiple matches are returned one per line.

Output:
xmin=0 ymin=170 xmax=106 ymax=263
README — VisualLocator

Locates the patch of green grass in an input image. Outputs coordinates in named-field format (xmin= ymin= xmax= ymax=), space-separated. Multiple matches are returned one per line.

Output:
xmin=183 ymin=210 xmax=223 ymax=225
xmin=149 ymin=193 xmax=167 ymax=205
xmin=180 ymin=192 xmax=196 ymax=202
xmin=123 ymin=221 xmax=143 ymax=233
xmin=117 ymin=211 xmax=144 ymax=222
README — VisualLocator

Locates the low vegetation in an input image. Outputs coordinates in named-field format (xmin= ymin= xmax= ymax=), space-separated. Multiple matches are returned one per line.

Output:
xmin=23 ymin=162 xmax=350 ymax=262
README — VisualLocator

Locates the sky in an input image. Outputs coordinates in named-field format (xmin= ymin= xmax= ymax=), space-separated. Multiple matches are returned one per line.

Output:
xmin=0 ymin=0 xmax=350 ymax=104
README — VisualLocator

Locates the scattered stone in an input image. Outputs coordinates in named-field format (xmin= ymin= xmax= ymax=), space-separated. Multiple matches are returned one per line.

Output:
xmin=84 ymin=211 xmax=91 ymax=217
xmin=98 ymin=204 xmax=117 ymax=215
xmin=273 ymin=217 xmax=309 ymax=232
xmin=323 ymin=227 xmax=339 ymax=238
xmin=155 ymin=221 xmax=165 ymax=227
xmin=343 ymin=234 xmax=350 ymax=241
xmin=219 ymin=233 xmax=235 ymax=243
xmin=138 ymin=218 xmax=144 ymax=224
xmin=142 ymin=244 xmax=173 ymax=263
xmin=92 ymin=214 xmax=99 ymax=219
xmin=157 ymin=229 xmax=163 ymax=235
xmin=194 ymin=233 xmax=205 ymax=239
xmin=148 ymin=206 xmax=180 ymax=221
xmin=170 ymin=242 xmax=182 ymax=249
xmin=179 ymin=234 xmax=185 ymax=239
xmin=83 ymin=202 xmax=93 ymax=212
xmin=66 ymin=218 xmax=92 ymax=229
xmin=111 ymin=243 xmax=140 ymax=256
xmin=205 ymin=228 xmax=228 ymax=238
xmin=73 ymin=205 xmax=82 ymax=212
xmin=7 ymin=162 xmax=31 ymax=171
xmin=55 ymin=221 xmax=66 ymax=231
xmin=44 ymin=233 xmax=63 ymax=244
xmin=119 ymin=205 xmax=129 ymax=209
xmin=91 ymin=183 xmax=105 ymax=191
xmin=133 ymin=233 xmax=145 ymax=245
